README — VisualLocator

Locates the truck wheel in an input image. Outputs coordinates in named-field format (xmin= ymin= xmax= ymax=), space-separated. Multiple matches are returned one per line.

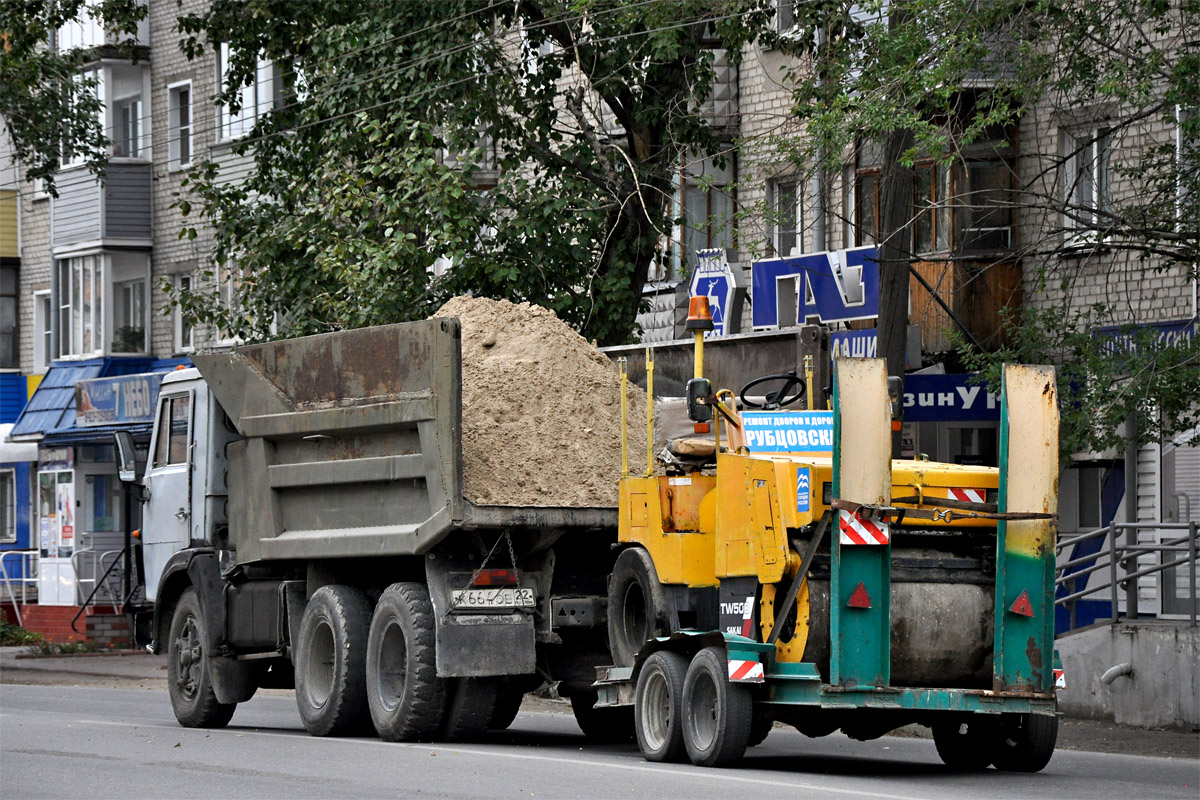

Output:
xmin=570 ymin=691 xmax=635 ymax=743
xmin=932 ymin=718 xmax=996 ymax=770
xmin=168 ymin=587 xmax=236 ymax=728
xmin=681 ymin=647 xmax=752 ymax=767
xmin=608 ymin=547 xmax=671 ymax=667
xmin=366 ymin=582 xmax=447 ymax=742
xmin=991 ymin=713 xmax=1058 ymax=773
xmin=489 ymin=686 xmax=525 ymax=730
xmin=748 ymin=708 xmax=773 ymax=747
xmin=295 ymin=585 xmax=372 ymax=736
xmin=634 ymin=650 xmax=688 ymax=762
xmin=441 ymin=678 xmax=500 ymax=741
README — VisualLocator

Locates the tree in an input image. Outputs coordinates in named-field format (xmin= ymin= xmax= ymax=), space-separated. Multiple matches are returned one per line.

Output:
xmin=768 ymin=0 xmax=1198 ymax=452
xmin=168 ymin=0 xmax=779 ymax=346
xmin=0 ymin=0 xmax=146 ymax=194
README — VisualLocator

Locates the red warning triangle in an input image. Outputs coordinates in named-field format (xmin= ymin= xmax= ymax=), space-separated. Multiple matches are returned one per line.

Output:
xmin=1009 ymin=590 xmax=1034 ymax=617
xmin=848 ymin=582 xmax=872 ymax=609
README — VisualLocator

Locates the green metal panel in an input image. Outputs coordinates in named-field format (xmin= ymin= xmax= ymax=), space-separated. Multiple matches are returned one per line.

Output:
xmin=830 ymin=359 xmax=891 ymax=688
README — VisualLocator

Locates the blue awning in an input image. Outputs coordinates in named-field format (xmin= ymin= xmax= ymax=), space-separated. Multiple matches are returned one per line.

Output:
xmin=9 ymin=356 xmax=189 ymax=442
xmin=42 ymin=423 xmax=155 ymax=446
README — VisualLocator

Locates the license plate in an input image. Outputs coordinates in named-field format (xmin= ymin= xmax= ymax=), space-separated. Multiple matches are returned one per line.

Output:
xmin=451 ymin=587 xmax=536 ymax=609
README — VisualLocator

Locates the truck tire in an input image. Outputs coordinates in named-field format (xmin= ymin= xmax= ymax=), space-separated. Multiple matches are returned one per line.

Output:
xmin=634 ymin=650 xmax=688 ymax=762
xmin=570 ymin=691 xmax=635 ymax=743
xmin=932 ymin=718 xmax=997 ymax=770
xmin=366 ymin=582 xmax=447 ymax=742
xmin=748 ymin=708 xmax=773 ymax=747
xmin=991 ymin=713 xmax=1058 ymax=773
xmin=681 ymin=647 xmax=752 ymax=767
xmin=489 ymin=686 xmax=525 ymax=730
xmin=167 ymin=587 xmax=236 ymax=729
xmin=295 ymin=585 xmax=372 ymax=736
xmin=608 ymin=547 xmax=671 ymax=667
xmin=441 ymin=678 xmax=500 ymax=741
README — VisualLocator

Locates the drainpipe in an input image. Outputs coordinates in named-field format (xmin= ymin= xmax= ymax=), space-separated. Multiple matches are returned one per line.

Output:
xmin=1123 ymin=414 xmax=1139 ymax=620
xmin=1100 ymin=662 xmax=1133 ymax=685
xmin=810 ymin=26 xmax=827 ymax=254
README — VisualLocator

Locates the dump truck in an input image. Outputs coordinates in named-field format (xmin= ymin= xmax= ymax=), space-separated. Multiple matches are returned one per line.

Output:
xmin=116 ymin=319 xmax=627 ymax=741
xmin=595 ymin=301 xmax=1062 ymax=770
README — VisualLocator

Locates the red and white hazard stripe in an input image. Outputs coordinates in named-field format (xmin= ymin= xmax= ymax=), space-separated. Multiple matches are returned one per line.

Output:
xmin=839 ymin=510 xmax=890 ymax=545
xmin=727 ymin=659 xmax=765 ymax=683
xmin=1054 ymin=668 xmax=1067 ymax=690
xmin=740 ymin=595 xmax=755 ymax=637
xmin=949 ymin=488 xmax=986 ymax=504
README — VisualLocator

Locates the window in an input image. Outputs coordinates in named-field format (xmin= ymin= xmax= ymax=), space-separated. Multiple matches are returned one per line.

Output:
xmin=113 ymin=97 xmax=142 ymax=157
xmin=1063 ymin=127 xmax=1111 ymax=233
xmin=770 ymin=179 xmax=803 ymax=257
xmin=775 ymin=0 xmax=797 ymax=34
xmin=913 ymin=163 xmax=951 ymax=254
xmin=0 ymin=470 xmax=14 ymax=544
xmin=55 ymin=0 xmax=105 ymax=52
xmin=168 ymin=82 xmax=192 ymax=169
xmin=854 ymin=141 xmax=884 ymax=246
xmin=62 ymin=68 xmax=104 ymax=168
xmin=57 ymin=255 xmax=102 ymax=358
xmin=112 ymin=279 xmax=145 ymax=353
xmin=174 ymin=274 xmax=195 ymax=352
xmin=1178 ymin=104 xmax=1197 ymax=229
xmin=33 ymin=291 xmax=51 ymax=371
xmin=0 ymin=267 xmax=15 ymax=368
xmin=217 ymin=43 xmax=277 ymax=140
xmin=153 ymin=395 xmax=192 ymax=468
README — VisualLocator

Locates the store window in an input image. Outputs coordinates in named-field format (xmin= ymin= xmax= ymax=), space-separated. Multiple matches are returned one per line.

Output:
xmin=0 ymin=470 xmax=15 ymax=544
xmin=38 ymin=470 xmax=74 ymax=557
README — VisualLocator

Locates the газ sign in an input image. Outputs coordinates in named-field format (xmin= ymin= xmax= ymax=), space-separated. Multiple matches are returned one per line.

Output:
xmin=751 ymin=246 xmax=879 ymax=328
xmin=689 ymin=248 xmax=746 ymax=337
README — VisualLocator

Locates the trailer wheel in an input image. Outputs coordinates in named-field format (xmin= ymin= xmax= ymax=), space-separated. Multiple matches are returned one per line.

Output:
xmin=748 ymin=708 xmax=773 ymax=747
xmin=608 ymin=547 xmax=671 ymax=667
xmin=167 ymin=587 xmax=236 ymax=728
xmin=570 ymin=691 xmax=635 ymax=743
xmin=295 ymin=585 xmax=372 ymax=736
xmin=681 ymin=647 xmax=753 ymax=767
xmin=931 ymin=719 xmax=997 ymax=770
xmin=634 ymin=651 xmax=688 ymax=762
xmin=990 ymin=713 xmax=1058 ymax=773
xmin=366 ymin=582 xmax=447 ymax=742
xmin=489 ymin=686 xmax=525 ymax=731
xmin=441 ymin=678 xmax=500 ymax=741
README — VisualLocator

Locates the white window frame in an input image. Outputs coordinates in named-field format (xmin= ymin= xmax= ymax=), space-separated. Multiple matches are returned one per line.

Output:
xmin=1063 ymin=126 xmax=1111 ymax=236
xmin=33 ymin=290 xmax=52 ymax=371
xmin=113 ymin=95 xmax=143 ymax=158
xmin=62 ymin=68 xmax=104 ymax=169
xmin=112 ymin=277 xmax=147 ymax=354
xmin=1177 ymin=104 xmax=1196 ymax=230
xmin=0 ymin=468 xmax=15 ymax=544
xmin=216 ymin=43 xmax=276 ymax=142
xmin=769 ymin=178 xmax=804 ymax=258
xmin=168 ymin=80 xmax=193 ymax=170
xmin=57 ymin=254 xmax=104 ymax=359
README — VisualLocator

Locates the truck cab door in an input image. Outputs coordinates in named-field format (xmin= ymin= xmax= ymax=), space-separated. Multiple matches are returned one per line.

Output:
xmin=142 ymin=390 xmax=194 ymax=602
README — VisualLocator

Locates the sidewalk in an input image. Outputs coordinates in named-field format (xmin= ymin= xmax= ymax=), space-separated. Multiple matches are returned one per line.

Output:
xmin=2 ymin=646 xmax=1196 ymax=760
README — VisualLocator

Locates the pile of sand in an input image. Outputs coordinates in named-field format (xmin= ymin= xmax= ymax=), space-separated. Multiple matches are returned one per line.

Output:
xmin=433 ymin=296 xmax=648 ymax=507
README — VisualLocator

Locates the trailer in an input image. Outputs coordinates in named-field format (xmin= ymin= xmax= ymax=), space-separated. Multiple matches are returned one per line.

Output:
xmin=595 ymin=302 xmax=1062 ymax=770
xmin=118 ymin=319 xmax=627 ymax=740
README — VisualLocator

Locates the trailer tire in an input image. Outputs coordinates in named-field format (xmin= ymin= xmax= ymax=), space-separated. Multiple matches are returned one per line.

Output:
xmin=570 ymin=691 xmax=635 ymax=743
xmin=441 ymin=678 xmax=500 ymax=741
xmin=489 ymin=686 xmax=525 ymax=730
xmin=366 ymin=582 xmax=447 ymax=742
xmin=167 ymin=587 xmax=236 ymax=729
xmin=681 ymin=647 xmax=752 ymax=767
xmin=634 ymin=651 xmax=688 ymax=762
xmin=932 ymin=718 xmax=997 ymax=770
xmin=295 ymin=585 xmax=372 ymax=737
xmin=748 ymin=708 xmax=773 ymax=747
xmin=990 ymin=713 xmax=1058 ymax=773
xmin=608 ymin=547 xmax=671 ymax=667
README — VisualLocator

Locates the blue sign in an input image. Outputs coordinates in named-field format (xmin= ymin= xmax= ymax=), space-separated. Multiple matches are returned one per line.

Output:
xmin=796 ymin=467 xmax=811 ymax=512
xmin=1094 ymin=319 xmax=1196 ymax=354
xmin=830 ymin=329 xmax=878 ymax=359
xmin=75 ymin=373 xmax=164 ymax=427
xmin=689 ymin=248 xmax=745 ymax=337
xmin=751 ymin=246 xmax=879 ymax=328
xmin=742 ymin=410 xmax=834 ymax=454
xmin=902 ymin=374 xmax=999 ymax=422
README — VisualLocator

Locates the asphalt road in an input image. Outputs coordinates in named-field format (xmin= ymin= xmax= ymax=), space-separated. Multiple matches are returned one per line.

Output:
xmin=1 ymin=684 xmax=1196 ymax=800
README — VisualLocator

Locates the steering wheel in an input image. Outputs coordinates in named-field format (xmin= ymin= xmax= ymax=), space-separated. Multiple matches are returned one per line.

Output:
xmin=740 ymin=371 xmax=806 ymax=409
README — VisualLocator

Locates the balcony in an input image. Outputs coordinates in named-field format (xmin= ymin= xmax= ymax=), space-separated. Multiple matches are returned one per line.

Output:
xmin=51 ymin=161 xmax=152 ymax=251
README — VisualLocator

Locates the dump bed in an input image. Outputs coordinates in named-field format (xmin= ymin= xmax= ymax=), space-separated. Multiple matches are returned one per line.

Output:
xmin=191 ymin=319 xmax=615 ymax=563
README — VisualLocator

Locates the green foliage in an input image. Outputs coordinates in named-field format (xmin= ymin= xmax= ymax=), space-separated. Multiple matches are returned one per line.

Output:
xmin=0 ymin=0 xmax=146 ymax=194
xmin=0 ymin=620 xmax=45 ymax=646
xmin=170 ymin=0 xmax=776 ymax=346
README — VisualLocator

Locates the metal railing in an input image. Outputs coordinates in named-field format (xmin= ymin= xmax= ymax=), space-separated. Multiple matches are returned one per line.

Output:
xmin=0 ymin=550 xmax=40 ymax=628
xmin=1055 ymin=521 xmax=1199 ymax=630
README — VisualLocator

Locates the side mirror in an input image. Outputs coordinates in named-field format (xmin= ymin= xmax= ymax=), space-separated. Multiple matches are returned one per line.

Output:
xmin=686 ymin=377 xmax=713 ymax=423
xmin=114 ymin=430 xmax=138 ymax=483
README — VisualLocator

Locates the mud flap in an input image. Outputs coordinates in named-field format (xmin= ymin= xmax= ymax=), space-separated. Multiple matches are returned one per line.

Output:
xmin=187 ymin=552 xmax=258 ymax=704
xmin=425 ymin=554 xmax=537 ymax=677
